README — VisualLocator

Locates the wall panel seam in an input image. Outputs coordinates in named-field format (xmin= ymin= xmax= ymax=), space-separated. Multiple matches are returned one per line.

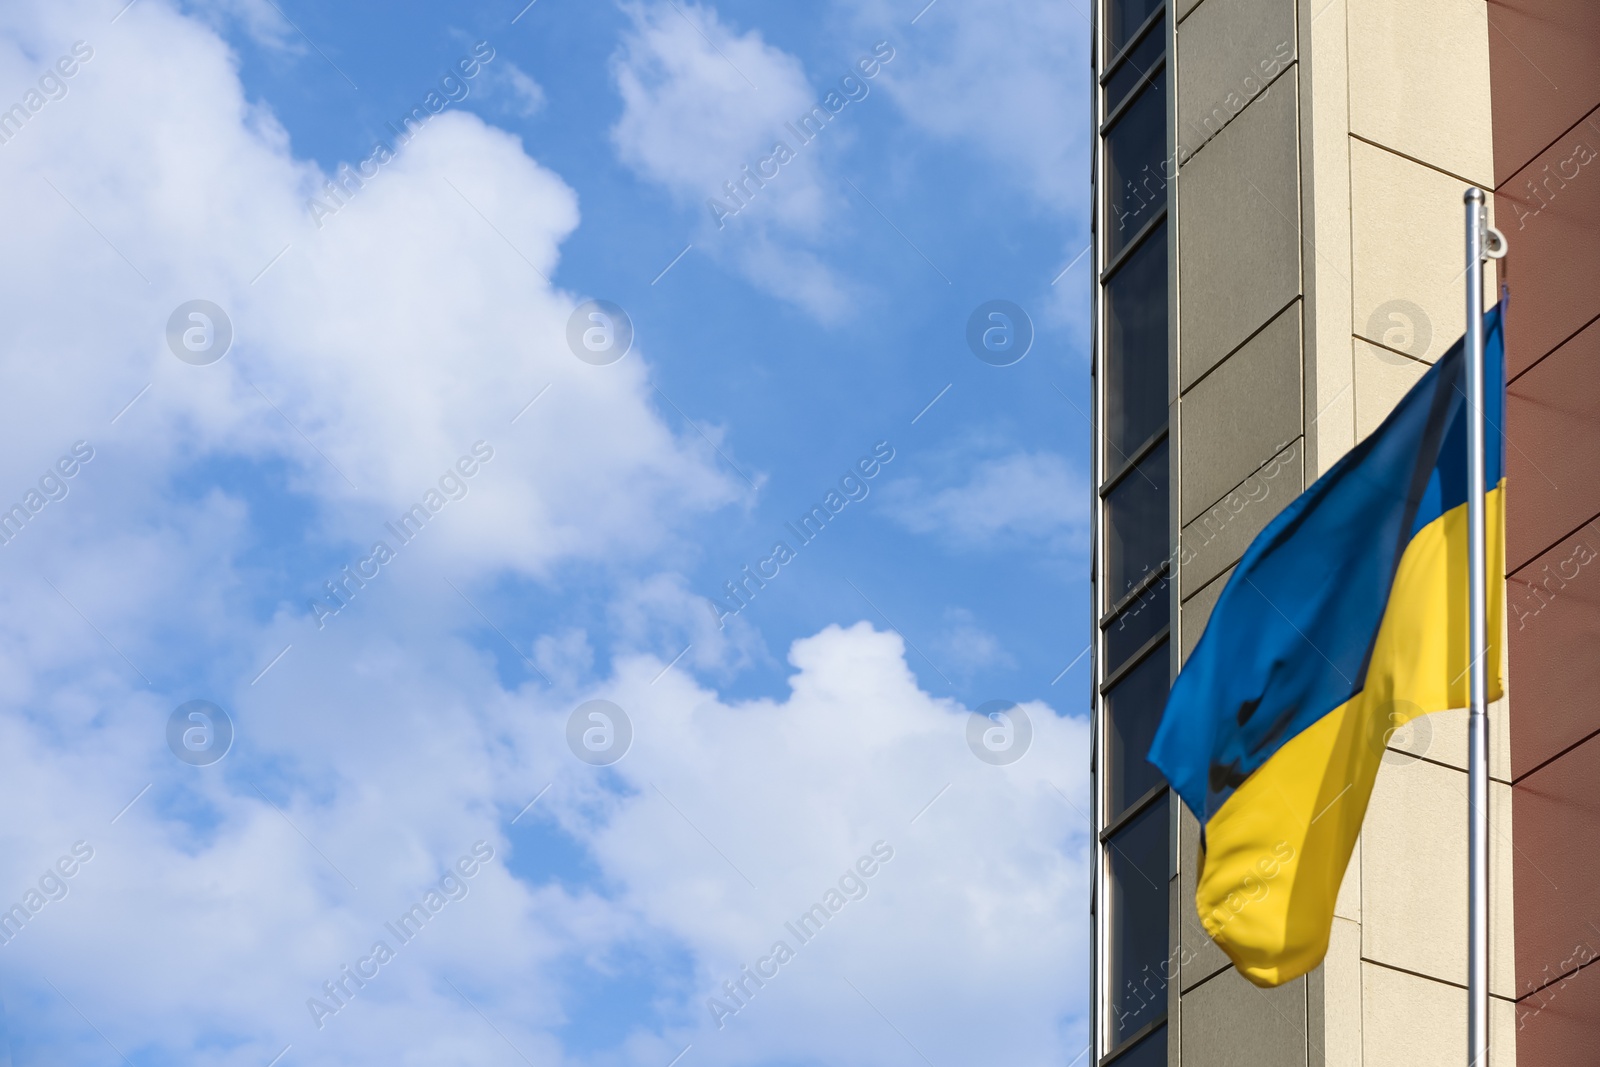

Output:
xmin=1495 ymin=99 xmax=1600 ymax=189
xmin=1360 ymin=955 xmax=1520 ymax=996
xmin=1510 ymin=721 xmax=1600 ymax=787
xmin=1178 ymin=295 xmax=1303 ymax=397
xmin=1505 ymin=309 xmax=1600 ymax=387
xmin=1512 ymin=944 xmax=1600 ymax=1001
xmin=1347 ymin=130 xmax=1500 ymax=191
xmin=1178 ymin=61 xmax=1300 ymax=167
xmin=1508 ymin=516 xmax=1600 ymax=582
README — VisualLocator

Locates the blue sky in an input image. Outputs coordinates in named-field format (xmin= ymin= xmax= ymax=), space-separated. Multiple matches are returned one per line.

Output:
xmin=0 ymin=1 xmax=1093 ymax=1064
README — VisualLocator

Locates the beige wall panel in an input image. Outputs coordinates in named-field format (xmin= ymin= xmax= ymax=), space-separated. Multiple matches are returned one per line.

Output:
xmin=1323 ymin=918 xmax=1362 ymax=1067
xmin=1180 ymin=968 xmax=1309 ymax=1066
xmin=1497 ymin=993 xmax=1518 ymax=1067
xmin=1352 ymin=339 xmax=1429 ymax=443
xmin=1178 ymin=80 xmax=1302 ymax=385
xmin=1305 ymin=328 xmax=1356 ymax=478
xmin=1335 ymin=830 xmax=1360 ymax=923
xmin=1361 ymin=302 xmax=1440 ymax=365
xmin=1298 ymin=0 xmax=1354 ymax=479
xmin=1362 ymin=758 xmax=1517 ymax=998
xmin=1384 ymin=696 xmax=1514 ymax=786
xmin=1361 ymin=964 xmax=1518 ymax=1067
xmin=1347 ymin=0 xmax=1494 ymax=187
xmin=1176 ymin=0 xmax=1297 ymax=163
xmin=1179 ymin=436 xmax=1304 ymax=596
xmin=1349 ymin=140 xmax=1481 ymax=360
xmin=1180 ymin=302 xmax=1303 ymax=523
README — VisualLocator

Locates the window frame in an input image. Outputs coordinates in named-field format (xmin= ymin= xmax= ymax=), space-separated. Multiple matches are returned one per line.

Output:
xmin=1101 ymin=72 xmax=1169 ymax=264
xmin=1102 ymin=791 xmax=1173 ymax=1052
xmin=1091 ymin=0 xmax=1175 ymax=1063
xmin=1101 ymin=436 xmax=1170 ymax=608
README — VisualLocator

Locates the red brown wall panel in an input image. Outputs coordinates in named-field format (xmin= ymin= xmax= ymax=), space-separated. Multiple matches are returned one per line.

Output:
xmin=1490 ymin=0 xmax=1600 ymax=1057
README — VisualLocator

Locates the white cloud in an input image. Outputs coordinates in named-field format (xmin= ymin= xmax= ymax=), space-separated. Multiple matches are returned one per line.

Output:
xmin=559 ymin=622 xmax=1092 ymax=1064
xmin=610 ymin=0 xmax=1091 ymax=318
xmin=482 ymin=60 xmax=546 ymax=117
xmin=604 ymin=570 xmax=768 ymax=680
xmin=201 ymin=0 xmax=302 ymax=52
xmin=931 ymin=606 xmax=1018 ymax=679
xmin=0 ymin=0 xmax=743 ymax=583
xmin=611 ymin=1 xmax=814 ymax=206
xmin=845 ymin=0 xmax=1091 ymax=216
xmin=885 ymin=450 xmax=1088 ymax=551
xmin=505 ymin=63 xmax=545 ymax=114
xmin=0 ymin=2 xmax=1093 ymax=1064
xmin=609 ymin=1 xmax=854 ymax=320
xmin=2 ymin=589 xmax=1091 ymax=1065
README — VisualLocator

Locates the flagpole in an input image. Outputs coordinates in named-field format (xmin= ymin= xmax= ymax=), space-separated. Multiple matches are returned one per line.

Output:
xmin=1463 ymin=187 xmax=1491 ymax=1067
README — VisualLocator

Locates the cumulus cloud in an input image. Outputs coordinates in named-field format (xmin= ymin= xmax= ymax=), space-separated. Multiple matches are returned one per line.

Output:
xmin=845 ymin=0 xmax=1090 ymax=217
xmin=0 ymin=2 xmax=743 ymax=584
xmin=611 ymin=2 xmax=812 ymax=208
xmin=554 ymin=623 xmax=1091 ymax=1064
xmin=610 ymin=1 xmax=855 ymax=320
xmin=0 ymin=0 xmax=723 ymax=1056
xmin=0 ymin=2 xmax=1092 ymax=1064
xmin=609 ymin=0 xmax=1091 ymax=322
xmin=884 ymin=450 xmax=1088 ymax=551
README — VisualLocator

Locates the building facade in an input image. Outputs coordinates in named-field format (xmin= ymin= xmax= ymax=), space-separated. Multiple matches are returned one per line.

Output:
xmin=1089 ymin=0 xmax=1600 ymax=1064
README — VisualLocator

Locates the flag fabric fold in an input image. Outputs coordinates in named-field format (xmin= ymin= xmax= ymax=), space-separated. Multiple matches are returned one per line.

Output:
xmin=1149 ymin=304 xmax=1506 ymax=988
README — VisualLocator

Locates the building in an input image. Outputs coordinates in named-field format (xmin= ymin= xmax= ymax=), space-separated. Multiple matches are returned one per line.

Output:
xmin=1087 ymin=1 xmax=1600 ymax=1064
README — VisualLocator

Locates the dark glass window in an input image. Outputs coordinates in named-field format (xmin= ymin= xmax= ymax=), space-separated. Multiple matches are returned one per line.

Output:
xmin=1105 ymin=639 xmax=1170 ymax=820
xmin=1107 ymin=0 xmax=1163 ymax=54
xmin=1105 ymin=19 xmax=1165 ymax=117
xmin=1104 ymin=577 xmax=1167 ymax=675
xmin=1099 ymin=3 xmax=1170 ymax=1061
xmin=1108 ymin=1024 xmax=1167 ymax=1067
xmin=1104 ymin=438 xmax=1168 ymax=604
xmin=1104 ymin=227 xmax=1168 ymax=464
xmin=1104 ymin=71 xmax=1167 ymax=261
xmin=1107 ymin=794 xmax=1170 ymax=1046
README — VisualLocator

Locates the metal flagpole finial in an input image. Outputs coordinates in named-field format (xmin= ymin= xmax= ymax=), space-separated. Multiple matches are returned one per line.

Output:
xmin=1466 ymin=187 xmax=1510 ymax=261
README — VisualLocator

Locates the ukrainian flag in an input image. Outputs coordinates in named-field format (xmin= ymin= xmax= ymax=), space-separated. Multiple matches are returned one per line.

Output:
xmin=1150 ymin=305 xmax=1506 ymax=988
